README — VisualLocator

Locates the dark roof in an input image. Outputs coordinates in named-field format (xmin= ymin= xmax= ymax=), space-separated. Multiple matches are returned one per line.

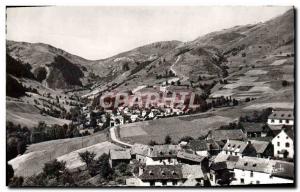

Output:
xmin=271 ymin=161 xmax=294 ymax=179
xmin=242 ymin=122 xmax=265 ymax=133
xmin=208 ymin=129 xmax=245 ymax=141
xmin=206 ymin=139 xmax=222 ymax=150
xmin=283 ymin=126 xmax=294 ymax=140
xmin=223 ymin=140 xmax=248 ymax=153
xmin=139 ymin=165 xmax=183 ymax=180
xmin=210 ymin=162 xmax=227 ymax=171
xmin=248 ymin=136 xmax=274 ymax=142
xmin=149 ymin=145 xmax=181 ymax=158
xmin=268 ymin=110 xmax=294 ymax=120
xmin=177 ymin=151 xmax=206 ymax=163
xmin=188 ymin=140 xmax=208 ymax=151
xmin=250 ymin=140 xmax=270 ymax=154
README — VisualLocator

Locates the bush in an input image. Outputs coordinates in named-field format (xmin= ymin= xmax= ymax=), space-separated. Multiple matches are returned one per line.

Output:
xmin=164 ymin=135 xmax=172 ymax=144
xmin=282 ymin=80 xmax=289 ymax=87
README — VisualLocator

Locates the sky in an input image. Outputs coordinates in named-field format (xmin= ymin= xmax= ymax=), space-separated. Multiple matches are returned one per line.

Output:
xmin=6 ymin=6 xmax=291 ymax=60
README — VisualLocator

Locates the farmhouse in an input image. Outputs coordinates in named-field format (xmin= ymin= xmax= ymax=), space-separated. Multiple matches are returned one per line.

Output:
xmin=242 ymin=122 xmax=269 ymax=138
xmin=146 ymin=145 xmax=181 ymax=165
xmin=130 ymin=143 xmax=150 ymax=164
xmin=181 ymin=164 xmax=208 ymax=186
xmin=188 ymin=139 xmax=208 ymax=156
xmin=139 ymin=165 xmax=184 ymax=186
xmin=206 ymin=129 xmax=246 ymax=143
xmin=177 ymin=151 xmax=208 ymax=168
xmin=250 ymin=140 xmax=273 ymax=158
xmin=231 ymin=157 xmax=294 ymax=185
xmin=272 ymin=126 xmax=294 ymax=159
xmin=267 ymin=109 xmax=294 ymax=126
xmin=222 ymin=140 xmax=256 ymax=157
xmin=109 ymin=149 xmax=131 ymax=168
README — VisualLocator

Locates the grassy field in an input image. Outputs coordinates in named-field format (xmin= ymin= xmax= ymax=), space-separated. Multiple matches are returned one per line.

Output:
xmin=9 ymin=132 xmax=107 ymax=177
xmin=119 ymin=113 xmax=233 ymax=145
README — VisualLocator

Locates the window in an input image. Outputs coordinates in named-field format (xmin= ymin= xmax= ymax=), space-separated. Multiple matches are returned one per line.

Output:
xmin=271 ymin=119 xmax=274 ymax=123
xmin=277 ymin=142 xmax=280 ymax=147
xmin=235 ymin=152 xmax=238 ymax=156
xmin=226 ymin=151 xmax=228 ymax=154
xmin=286 ymin=142 xmax=290 ymax=147
xmin=150 ymin=181 xmax=155 ymax=186
xmin=250 ymin=171 xmax=254 ymax=177
xmin=277 ymin=150 xmax=280 ymax=154
xmin=240 ymin=178 xmax=244 ymax=184
xmin=172 ymin=180 xmax=177 ymax=186
xmin=279 ymin=120 xmax=282 ymax=123
xmin=256 ymin=181 xmax=260 ymax=184
xmin=162 ymin=181 xmax=167 ymax=186
xmin=286 ymin=120 xmax=289 ymax=124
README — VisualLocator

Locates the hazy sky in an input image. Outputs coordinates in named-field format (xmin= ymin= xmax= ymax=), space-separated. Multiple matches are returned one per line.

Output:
xmin=7 ymin=6 xmax=291 ymax=60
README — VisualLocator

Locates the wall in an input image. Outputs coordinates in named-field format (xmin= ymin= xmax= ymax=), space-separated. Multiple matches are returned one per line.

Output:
xmin=272 ymin=131 xmax=294 ymax=158
xmin=232 ymin=169 xmax=293 ymax=185
xmin=267 ymin=119 xmax=294 ymax=126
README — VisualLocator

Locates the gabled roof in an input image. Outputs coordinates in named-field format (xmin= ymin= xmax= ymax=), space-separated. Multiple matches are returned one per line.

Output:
xmin=242 ymin=122 xmax=265 ymax=133
xmin=130 ymin=143 xmax=150 ymax=156
xmin=177 ymin=151 xmax=206 ymax=163
xmin=139 ymin=165 xmax=183 ymax=180
xmin=250 ymin=140 xmax=270 ymax=154
xmin=283 ymin=126 xmax=294 ymax=140
xmin=271 ymin=161 xmax=294 ymax=179
xmin=208 ymin=129 xmax=245 ymax=141
xmin=149 ymin=145 xmax=181 ymax=158
xmin=268 ymin=110 xmax=294 ymax=120
xmin=223 ymin=140 xmax=248 ymax=153
xmin=110 ymin=149 xmax=131 ymax=160
xmin=234 ymin=156 xmax=273 ymax=174
xmin=210 ymin=162 xmax=227 ymax=171
xmin=213 ymin=153 xmax=239 ymax=170
xmin=188 ymin=140 xmax=208 ymax=151
xmin=182 ymin=164 xmax=204 ymax=179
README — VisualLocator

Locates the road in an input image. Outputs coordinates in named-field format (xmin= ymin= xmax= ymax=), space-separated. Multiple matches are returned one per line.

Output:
xmin=109 ymin=126 xmax=133 ymax=148
xmin=170 ymin=55 xmax=189 ymax=82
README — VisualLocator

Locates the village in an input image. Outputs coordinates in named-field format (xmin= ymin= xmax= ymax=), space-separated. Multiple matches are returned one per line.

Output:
xmin=95 ymin=104 xmax=294 ymax=186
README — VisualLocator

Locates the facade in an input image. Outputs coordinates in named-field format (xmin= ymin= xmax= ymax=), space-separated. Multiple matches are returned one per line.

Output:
xmin=272 ymin=127 xmax=294 ymax=159
xmin=231 ymin=157 xmax=294 ymax=185
xmin=242 ymin=122 xmax=269 ymax=138
xmin=267 ymin=110 xmax=294 ymax=126
xmin=250 ymin=140 xmax=273 ymax=158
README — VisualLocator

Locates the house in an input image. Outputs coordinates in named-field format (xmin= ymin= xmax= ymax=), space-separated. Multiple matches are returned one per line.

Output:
xmin=209 ymin=153 xmax=239 ymax=186
xmin=271 ymin=161 xmax=294 ymax=182
xmin=139 ymin=165 xmax=184 ymax=186
xmin=188 ymin=140 xmax=208 ymax=156
xmin=222 ymin=140 xmax=256 ymax=157
xmin=146 ymin=145 xmax=181 ymax=165
xmin=109 ymin=149 xmax=131 ymax=168
xmin=177 ymin=151 xmax=208 ymax=169
xmin=206 ymin=129 xmax=246 ymax=143
xmin=130 ymin=143 xmax=150 ymax=164
xmin=109 ymin=115 xmax=124 ymax=127
xmin=242 ymin=122 xmax=270 ymax=138
xmin=272 ymin=126 xmax=294 ymax=159
xmin=188 ymin=139 xmax=222 ymax=156
xmin=250 ymin=140 xmax=273 ymax=158
xmin=181 ymin=164 xmax=208 ymax=186
xmin=267 ymin=109 xmax=294 ymax=126
xmin=231 ymin=157 xmax=294 ymax=185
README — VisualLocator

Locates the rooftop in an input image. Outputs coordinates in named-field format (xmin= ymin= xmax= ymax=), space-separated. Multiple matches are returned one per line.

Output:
xmin=131 ymin=143 xmax=150 ymax=156
xmin=250 ymin=140 xmax=270 ymax=154
xmin=234 ymin=156 xmax=273 ymax=174
xmin=208 ymin=129 xmax=246 ymax=141
xmin=149 ymin=145 xmax=181 ymax=158
xmin=271 ymin=161 xmax=294 ymax=180
xmin=139 ymin=165 xmax=183 ymax=181
xmin=268 ymin=110 xmax=294 ymax=120
xmin=110 ymin=149 xmax=131 ymax=160
xmin=181 ymin=164 xmax=205 ymax=179
xmin=223 ymin=140 xmax=248 ymax=153
xmin=177 ymin=151 xmax=206 ymax=163
xmin=242 ymin=122 xmax=266 ymax=133
xmin=188 ymin=140 xmax=208 ymax=151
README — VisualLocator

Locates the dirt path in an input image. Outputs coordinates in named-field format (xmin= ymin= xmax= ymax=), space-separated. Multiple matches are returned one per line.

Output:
xmin=109 ymin=126 xmax=133 ymax=148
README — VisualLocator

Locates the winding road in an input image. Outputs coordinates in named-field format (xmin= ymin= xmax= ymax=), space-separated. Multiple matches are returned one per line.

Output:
xmin=109 ymin=126 xmax=133 ymax=148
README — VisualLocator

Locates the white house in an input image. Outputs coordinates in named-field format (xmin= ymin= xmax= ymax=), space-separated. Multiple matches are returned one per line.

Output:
xmin=272 ymin=126 xmax=294 ymax=159
xmin=231 ymin=156 xmax=294 ymax=185
xmin=267 ymin=109 xmax=294 ymax=126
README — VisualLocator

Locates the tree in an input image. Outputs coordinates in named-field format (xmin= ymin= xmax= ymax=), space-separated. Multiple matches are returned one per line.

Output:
xmin=114 ymin=162 xmax=132 ymax=177
xmin=43 ymin=160 xmax=66 ymax=181
xmin=96 ymin=153 xmax=112 ymax=179
xmin=164 ymin=135 xmax=172 ymax=144
xmin=179 ymin=136 xmax=194 ymax=143
xmin=282 ymin=80 xmax=289 ymax=87
xmin=148 ymin=140 xmax=158 ymax=146
xmin=176 ymin=80 xmax=181 ymax=86
xmin=79 ymin=151 xmax=96 ymax=168
xmin=7 ymin=163 xmax=14 ymax=185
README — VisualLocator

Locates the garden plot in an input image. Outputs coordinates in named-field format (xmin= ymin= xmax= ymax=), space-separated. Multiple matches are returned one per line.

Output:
xmin=270 ymin=59 xmax=287 ymax=66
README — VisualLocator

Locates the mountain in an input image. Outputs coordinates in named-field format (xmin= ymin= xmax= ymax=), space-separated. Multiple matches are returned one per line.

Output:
xmin=6 ymin=9 xmax=294 ymax=96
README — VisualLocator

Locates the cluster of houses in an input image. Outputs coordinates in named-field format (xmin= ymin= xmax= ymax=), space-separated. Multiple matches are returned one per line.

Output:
xmin=107 ymin=108 xmax=294 ymax=186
